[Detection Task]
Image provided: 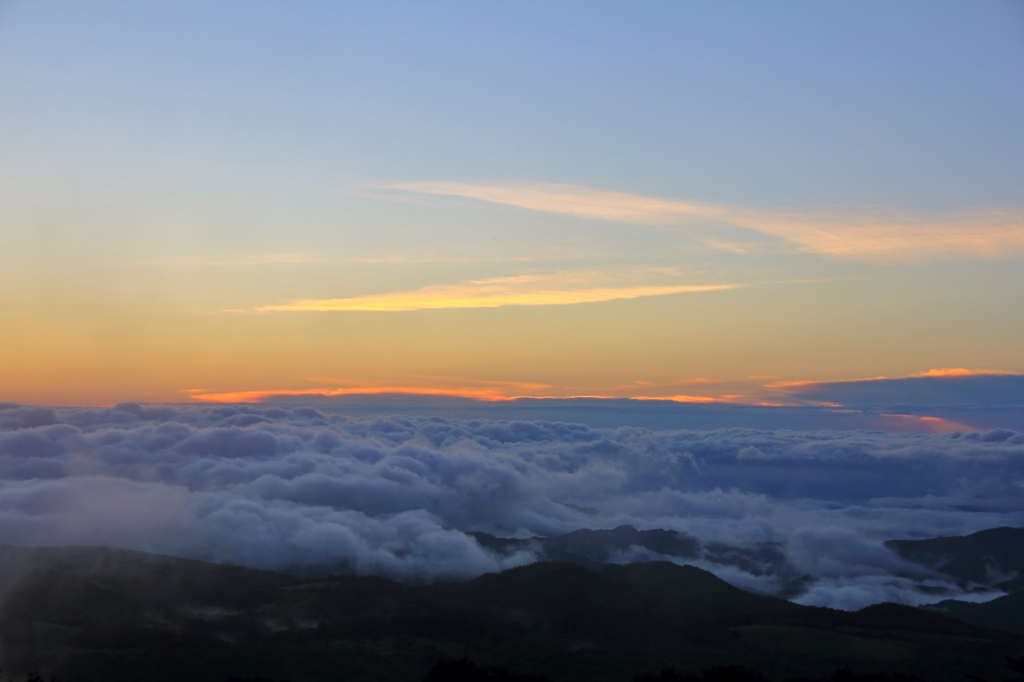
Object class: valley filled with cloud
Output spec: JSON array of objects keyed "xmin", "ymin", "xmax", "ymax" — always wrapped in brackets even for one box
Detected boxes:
[{"xmin": 2, "ymin": 402, "xmax": 1020, "ymax": 611}]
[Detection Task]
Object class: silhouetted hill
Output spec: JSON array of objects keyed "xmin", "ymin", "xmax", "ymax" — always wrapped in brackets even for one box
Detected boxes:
[
  {"xmin": 470, "ymin": 525, "xmax": 798, "ymax": 594},
  {"xmin": 546, "ymin": 526, "xmax": 701, "ymax": 564},
  {"xmin": 424, "ymin": 657, "xmax": 551, "ymax": 682},
  {"xmin": 474, "ymin": 524, "xmax": 1024, "ymax": 610},
  {"xmin": 926, "ymin": 591, "xmax": 1024, "ymax": 636},
  {"xmin": 0, "ymin": 544, "xmax": 1020, "ymax": 682},
  {"xmin": 469, "ymin": 525, "xmax": 701, "ymax": 568},
  {"xmin": 886, "ymin": 527, "xmax": 1024, "ymax": 593},
  {"xmin": 886, "ymin": 527, "xmax": 1024, "ymax": 636}
]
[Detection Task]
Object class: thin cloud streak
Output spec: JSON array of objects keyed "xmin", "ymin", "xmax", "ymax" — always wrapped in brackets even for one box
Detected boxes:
[
  {"xmin": 386, "ymin": 182, "xmax": 1024, "ymax": 261},
  {"xmin": 771, "ymin": 368, "xmax": 1019, "ymax": 389},
  {"xmin": 253, "ymin": 273, "xmax": 742, "ymax": 313},
  {"xmin": 164, "ymin": 253, "xmax": 539, "ymax": 267},
  {"xmin": 189, "ymin": 386, "xmax": 528, "ymax": 403},
  {"xmin": 387, "ymin": 182, "xmax": 712, "ymax": 223},
  {"xmin": 911, "ymin": 368, "xmax": 1015, "ymax": 378},
  {"xmin": 631, "ymin": 395, "xmax": 730, "ymax": 404}
]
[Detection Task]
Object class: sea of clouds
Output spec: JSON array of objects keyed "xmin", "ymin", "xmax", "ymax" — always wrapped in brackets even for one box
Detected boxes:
[{"xmin": 1, "ymin": 402, "xmax": 1022, "ymax": 610}]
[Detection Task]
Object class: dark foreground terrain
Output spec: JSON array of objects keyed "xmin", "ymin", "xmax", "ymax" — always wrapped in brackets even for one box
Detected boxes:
[{"xmin": 0, "ymin": 542, "xmax": 1022, "ymax": 682}]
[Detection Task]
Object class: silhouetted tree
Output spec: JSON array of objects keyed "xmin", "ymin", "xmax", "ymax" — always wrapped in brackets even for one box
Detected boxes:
[
  {"xmin": 703, "ymin": 667, "xmax": 768, "ymax": 682},
  {"xmin": 637, "ymin": 667, "xmax": 766, "ymax": 682},
  {"xmin": 635, "ymin": 668, "xmax": 700, "ymax": 682},
  {"xmin": 788, "ymin": 667, "xmax": 930, "ymax": 682}
]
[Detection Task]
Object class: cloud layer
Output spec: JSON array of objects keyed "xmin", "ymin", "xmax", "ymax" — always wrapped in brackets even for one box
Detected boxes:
[
  {"xmin": 0, "ymin": 402, "xmax": 1022, "ymax": 609},
  {"xmin": 387, "ymin": 182, "xmax": 1024, "ymax": 261}
]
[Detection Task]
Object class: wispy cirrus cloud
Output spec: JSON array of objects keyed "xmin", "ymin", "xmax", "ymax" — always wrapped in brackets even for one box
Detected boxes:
[
  {"xmin": 386, "ymin": 182, "xmax": 711, "ymax": 223},
  {"xmin": 252, "ymin": 271, "xmax": 742, "ymax": 313},
  {"xmin": 385, "ymin": 182, "xmax": 1024, "ymax": 261}
]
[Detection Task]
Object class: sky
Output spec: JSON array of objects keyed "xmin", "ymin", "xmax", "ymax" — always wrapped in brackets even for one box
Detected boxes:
[{"xmin": 1, "ymin": 1, "xmax": 1024, "ymax": 411}]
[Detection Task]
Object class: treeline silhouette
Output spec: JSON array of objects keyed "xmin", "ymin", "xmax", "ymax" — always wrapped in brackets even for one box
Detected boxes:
[
  {"xmin": 423, "ymin": 658, "xmax": 553, "ymax": 682},
  {"xmin": 636, "ymin": 665, "xmax": 929, "ymax": 682},
  {"xmin": 420, "ymin": 658, "xmax": 1024, "ymax": 682},
  {"xmin": 419, "ymin": 658, "xmax": 1024, "ymax": 682},
  {"xmin": 4, "ymin": 549, "xmax": 1021, "ymax": 682},
  {"xmin": 634, "ymin": 666, "xmax": 769, "ymax": 682},
  {"xmin": 6, "ymin": 657, "xmax": 1020, "ymax": 682}
]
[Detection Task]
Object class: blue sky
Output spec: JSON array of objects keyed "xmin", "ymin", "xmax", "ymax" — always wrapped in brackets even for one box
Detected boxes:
[{"xmin": 5, "ymin": 1, "xmax": 1022, "ymax": 206}]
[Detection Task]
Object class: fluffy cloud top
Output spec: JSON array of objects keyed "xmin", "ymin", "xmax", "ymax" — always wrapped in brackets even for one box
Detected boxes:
[{"xmin": 0, "ymin": 402, "xmax": 1021, "ymax": 609}]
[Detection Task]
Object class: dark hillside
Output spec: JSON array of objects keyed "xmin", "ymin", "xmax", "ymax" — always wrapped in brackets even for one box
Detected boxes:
[
  {"xmin": 0, "ymin": 545, "xmax": 1020, "ymax": 682},
  {"xmin": 926, "ymin": 591, "xmax": 1024, "ymax": 636},
  {"xmin": 886, "ymin": 527, "xmax": 1024, "ymax": 591}
]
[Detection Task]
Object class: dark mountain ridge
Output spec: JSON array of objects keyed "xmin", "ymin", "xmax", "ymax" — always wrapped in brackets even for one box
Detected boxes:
[
  {"xmin": 0, "ymin": 543, "xmax": 1020, "ymax": 682},
  {"xmin": 885, "ymin": 527, "xmax": 1024, "ymax": 636},
  {"xmin": 474, "ymin": 524, "xmax": 1024, "ymax": 605},
  {"xmin": 470, "ymin": 525, "xmax": 802, "ymax": 596},
  {"xmin": 886, "ymin": 527, "xmax": 1024, "ymax": 592}
]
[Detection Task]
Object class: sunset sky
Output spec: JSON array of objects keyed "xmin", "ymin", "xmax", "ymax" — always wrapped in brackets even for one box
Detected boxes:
[
  {"xmin": 2, "ymin": 1, "xmax": 1023, "ymax": 407},
  {"xmin": 1, "ymin": 2, "xmax": 1024, "ymax": 610}
]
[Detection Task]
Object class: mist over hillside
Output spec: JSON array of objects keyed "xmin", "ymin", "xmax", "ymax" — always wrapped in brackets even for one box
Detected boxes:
[{"xmin": 1, "ymin": 403, "xmax": 1021, "ymax": 610}]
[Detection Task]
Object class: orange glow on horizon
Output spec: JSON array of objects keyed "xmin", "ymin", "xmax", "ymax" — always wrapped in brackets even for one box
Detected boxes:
[
  {"xmin": 188, "ymin": 386, "xmax": 764, "ymax": 405},
  {"xmin": 189, "ymin": 386, "xmax": 526, "ymax": 403},
  {"xmin": 766, "ymin": 376, "xmax": 888, "ymax": 389},
  {"xmin": 911, "ymin": 368, "xmax": 1013, "ymax": 378},
  {"xmin": 629, "ymin": 394, "xmax": 734, "ymax": 404},
  {"xmin": 876, "ymin": 413, "xmax": 976, "ymax": 434}
]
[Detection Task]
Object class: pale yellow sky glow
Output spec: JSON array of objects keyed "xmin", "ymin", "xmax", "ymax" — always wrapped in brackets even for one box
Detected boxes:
[{"xmin": 387, "ymin": 182, "xmax": 1024, "ymax": 261}]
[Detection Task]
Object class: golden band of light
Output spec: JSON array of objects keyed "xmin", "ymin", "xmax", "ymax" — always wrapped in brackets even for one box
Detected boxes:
[{"xmin": 254, "ymin": 281, "xmax": 742, "ymax": 313}]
